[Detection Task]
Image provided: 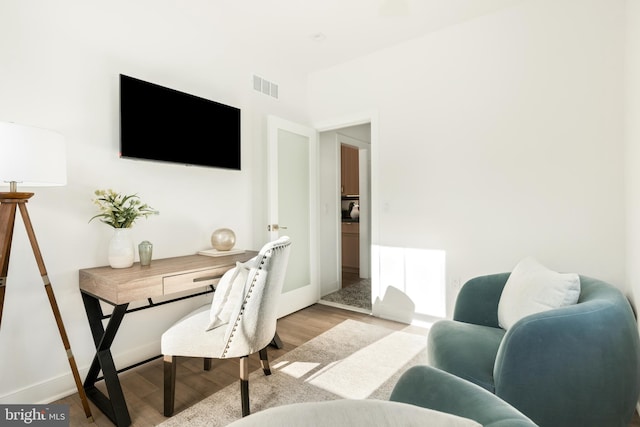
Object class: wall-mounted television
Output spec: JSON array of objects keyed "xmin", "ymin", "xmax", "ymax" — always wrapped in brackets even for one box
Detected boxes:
[{"xmin": 119, "ymin": 74, "xmax": 241, "ymax": 170}]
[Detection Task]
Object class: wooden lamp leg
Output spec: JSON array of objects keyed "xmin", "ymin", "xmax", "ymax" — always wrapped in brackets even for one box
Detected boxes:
[
  {"xmin": 0, "ymin": 195, "xmax": 93, "ymax": 421},
  {"xmin": 0, "ymin": 201, "xmax": 17, "ymax": 327}
]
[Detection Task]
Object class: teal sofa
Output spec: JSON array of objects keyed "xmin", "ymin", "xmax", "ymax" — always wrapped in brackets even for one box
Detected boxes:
[{"xmin": 427, "ymin": 273, "xmax": 640, "ymax": 427}]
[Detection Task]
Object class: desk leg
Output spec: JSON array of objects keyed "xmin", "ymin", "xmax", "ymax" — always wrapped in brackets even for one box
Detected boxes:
[{"xmin": 81, "ymin": 293, "xmax": 131, "ymax": 427}]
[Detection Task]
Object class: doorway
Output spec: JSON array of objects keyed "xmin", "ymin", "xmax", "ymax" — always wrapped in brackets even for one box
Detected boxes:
[{"xmin": 318, "ymin": 124, "xmax": 372, "ymax": 313}]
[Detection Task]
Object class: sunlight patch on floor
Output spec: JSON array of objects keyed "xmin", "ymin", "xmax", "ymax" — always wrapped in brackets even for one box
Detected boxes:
[
  {"xmin": 303, "ymin": 330, "xmax": 426, "ymax": 399},
  {"xmin": 273, "ymin": 360, "xmax": 321, "ymax": 378}
]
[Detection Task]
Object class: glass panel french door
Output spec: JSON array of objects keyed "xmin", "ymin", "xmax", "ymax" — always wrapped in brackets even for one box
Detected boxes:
[{"xmin": 267, "ymin": 116, "xmax": 318, "ymax": 317}]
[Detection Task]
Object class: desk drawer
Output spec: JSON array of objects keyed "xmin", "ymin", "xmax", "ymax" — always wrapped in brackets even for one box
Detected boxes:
[{"xmin": 163, "ymin": 266, "xmax": 230, "ymax": 295}]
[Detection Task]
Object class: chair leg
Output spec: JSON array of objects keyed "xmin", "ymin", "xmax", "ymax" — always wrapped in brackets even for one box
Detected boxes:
[
  {"xmin": 259, "ymin": 347, "xmax": 271, "ymax": 376},
  {"xmin": 204, "ymin": 357, "xmax": 212, "ymax": 371},
  {"xmin": 164, "ymin": 355, "xmax": 177, "ymax": 417},
  {"xmin": 270, "ymin": 332, "xmax": 283, "ymax": 349},
  {"xmin": 240, "ymin": 356, "xmax": 250, "ymax": 417}
]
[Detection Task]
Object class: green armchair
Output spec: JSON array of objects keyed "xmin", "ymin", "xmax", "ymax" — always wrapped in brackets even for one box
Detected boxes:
[
  {"xmin": 427, "ymin": 273, "xmax": 640, "ymax": 427},
  {"xmin": 390, "ymin": 365, "xmax": 538, "ymax": 426}
]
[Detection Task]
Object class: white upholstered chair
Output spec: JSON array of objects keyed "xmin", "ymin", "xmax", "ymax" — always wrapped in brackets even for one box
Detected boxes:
[{"xmin": 161, "ymin": 236, "xmax": 291, "ymax": 418}]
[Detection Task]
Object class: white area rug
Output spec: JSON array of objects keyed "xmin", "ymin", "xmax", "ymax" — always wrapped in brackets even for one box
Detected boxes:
[{"xmin": 159, "ymin": 319, "xmax": 429, "ymax": 427}]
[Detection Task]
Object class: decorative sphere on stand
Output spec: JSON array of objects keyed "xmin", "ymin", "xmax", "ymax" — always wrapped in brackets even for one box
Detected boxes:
[{"xmin": 211, "ymin": 228, "xmax": 236, "ymax": 251}]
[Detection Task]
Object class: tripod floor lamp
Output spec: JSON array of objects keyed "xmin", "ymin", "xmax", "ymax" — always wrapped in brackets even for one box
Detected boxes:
[{"xmin": 0, "ymin": 121, "xmax": 92, "ymax": 421}]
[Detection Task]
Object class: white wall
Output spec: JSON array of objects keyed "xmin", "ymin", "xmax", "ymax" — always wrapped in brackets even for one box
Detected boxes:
[
  {"xmin": 310, "ymin": 0, "xmax": 627, "ymax": 314},
  {"xmin": 626, "ymin": 0, "xmax": 640, "ymax": 312},
  {"xmin": 0, "ymin": 0, "xmax": 310, "ymax": 404},
  {"xmin": 318, "ymin": 131, "xmax": 341, "ymax": 295}
]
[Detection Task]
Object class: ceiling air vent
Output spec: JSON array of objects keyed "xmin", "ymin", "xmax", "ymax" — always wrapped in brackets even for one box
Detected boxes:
[{"xmin": 253, "ymin": 75, "xmax": 279, "ymax": 99}]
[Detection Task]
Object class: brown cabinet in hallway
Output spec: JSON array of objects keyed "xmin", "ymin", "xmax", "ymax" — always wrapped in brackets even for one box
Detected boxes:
[
  {"xmin": 342, "ymin": 221, "xmax": 359, "ymax": 274},
  {"xmin": 341, "ymin": 144, "xmax": 359, "ymax": 196}
]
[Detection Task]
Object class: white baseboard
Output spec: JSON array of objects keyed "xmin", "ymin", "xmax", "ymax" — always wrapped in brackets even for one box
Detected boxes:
[
  {"xmin": 0, "ymin": 372, "xmax": 79, "ymax": 405},
  {"xmin": 0, "ymin": 341, "xmax": 161, "ymax": 404},
  {"xmin": 317, "ymin": 299, "xmax": 371, "ymax": 315}
]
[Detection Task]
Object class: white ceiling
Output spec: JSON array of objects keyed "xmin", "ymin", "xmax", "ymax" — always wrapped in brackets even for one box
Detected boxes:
[{"xmin": 212, "ymin": 0, "xmax": 524, "ymax": 74}]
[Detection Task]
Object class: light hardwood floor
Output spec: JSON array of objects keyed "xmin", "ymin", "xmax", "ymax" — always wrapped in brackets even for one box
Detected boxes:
[{"xmin": 55, "ymin": 303, "xmax": 640, "ymax": 427}]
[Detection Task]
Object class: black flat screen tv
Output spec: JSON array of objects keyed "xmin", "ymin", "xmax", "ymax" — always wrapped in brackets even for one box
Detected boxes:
[{"xmin": 119, "ymin": 74, "xmax": 241, "ymax": 170}]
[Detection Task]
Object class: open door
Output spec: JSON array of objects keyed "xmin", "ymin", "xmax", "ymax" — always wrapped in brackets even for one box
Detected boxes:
[{"xmin": 267, "ymin": 115, "xmax": 319, "ymax": 318}]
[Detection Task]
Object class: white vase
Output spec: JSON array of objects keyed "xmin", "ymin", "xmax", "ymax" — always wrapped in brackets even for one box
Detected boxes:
[
  {"xmin": 108, "ymin": 228, "xmax": 135, "ymax": 268},
  {"xmin": 350, "ymin": 204, "xmax": 360, "ymax": 219}
]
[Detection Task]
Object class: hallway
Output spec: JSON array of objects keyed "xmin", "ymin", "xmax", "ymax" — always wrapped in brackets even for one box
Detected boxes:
[{"xmin": 320, "ymin": 272, "xmax": 371, "ymax": 313}]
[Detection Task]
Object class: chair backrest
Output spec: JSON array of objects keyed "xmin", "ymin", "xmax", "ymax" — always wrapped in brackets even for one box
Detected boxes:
[{"xmin": 220, "ymin": 236, "xmax": 291, "ymax": 358}]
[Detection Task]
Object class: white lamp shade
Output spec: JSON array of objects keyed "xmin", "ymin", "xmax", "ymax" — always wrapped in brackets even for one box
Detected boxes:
[{"xmin": 0, "ymin": 121, "xmax": 67, "ymax": 187}]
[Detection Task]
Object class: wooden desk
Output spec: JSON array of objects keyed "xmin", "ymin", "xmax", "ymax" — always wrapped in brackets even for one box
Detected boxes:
[{"xmin": 79, "ymin": 251, "xmax": 258, "ymax": 427}]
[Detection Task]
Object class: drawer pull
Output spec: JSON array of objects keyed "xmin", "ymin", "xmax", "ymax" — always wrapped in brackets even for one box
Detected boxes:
[
  {"xmin": 193, "ymin": 275, "xmax": 222, "ymax": 283},
  {"xmin": 163, "ymin": 267, "xmax": 230, "ymax": 294}
]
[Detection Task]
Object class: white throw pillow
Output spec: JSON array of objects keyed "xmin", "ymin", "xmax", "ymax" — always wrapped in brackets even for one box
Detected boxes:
[
  {"xmin": 497, "ymin": 257, "xmax": 580, "ymax": 330},
  {"xmin": 206, "ymin": 257, "xmax": 258, "ymax": 331},
  {"xmin": 206, "ymin": 267, "xmax": 240, "ymax": 331}
]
